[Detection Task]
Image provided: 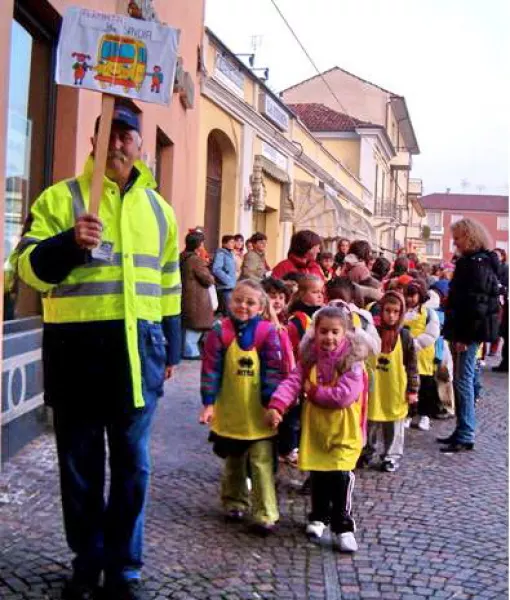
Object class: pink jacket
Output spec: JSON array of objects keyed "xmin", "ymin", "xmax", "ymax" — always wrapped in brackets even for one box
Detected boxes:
[{"xmin": 269, "ymin": 338, "xmax": 364, "ymax": 414}]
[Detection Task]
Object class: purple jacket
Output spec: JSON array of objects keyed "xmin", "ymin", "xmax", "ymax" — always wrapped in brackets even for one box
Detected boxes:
[{"xmin": 269, "ymin": 338, "xmax": 364, "ymax": 414}]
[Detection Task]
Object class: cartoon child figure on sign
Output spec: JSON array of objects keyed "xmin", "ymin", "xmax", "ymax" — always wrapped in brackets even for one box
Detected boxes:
[
  {"xmin": 72, "ymin": 52, "xmax": 92, "ymax": 85},
  {"xmin": 148, "ymin": 65, "xmax": 163, "ymax": 93},
  {"xmin": 127, "ymin": 1, "xmax": 143, "ymax": 19}
]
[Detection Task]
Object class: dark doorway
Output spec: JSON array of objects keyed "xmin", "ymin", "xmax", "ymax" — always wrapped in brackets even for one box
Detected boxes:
[{"xmin": 205, "ymin": 135, "xmax": 222, "ymax": 253}]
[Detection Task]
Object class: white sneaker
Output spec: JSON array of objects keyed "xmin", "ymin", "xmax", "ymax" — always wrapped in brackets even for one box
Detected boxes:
[
  {"xmin": 306, "ymin": 521, "xmax": 326, "ymax": 539},
  {"xmin": 337, "ymin": 531, "xmax": 358, "ymax": 552},
  {"xmin": 418, "ymin": 416, "xmax": 431, "ymax": 431},
  {"xmin": 404, "ymin": 417, "xmax": 411, "ymax": 429}
]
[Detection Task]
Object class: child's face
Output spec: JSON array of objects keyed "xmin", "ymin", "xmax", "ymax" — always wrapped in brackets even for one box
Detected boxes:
[
  {"xmin": 406, "ymin": 293, "xmax": 420, "ymax": 309},
  {"xmin": 382, "ymin": 302, "xmax": 401, "ymax": 327},
  {"xmin": 302, "ymin": 281, "xmax": 324, "ymax": 307},
  {"xmin": 230, "ymin": 286, "xmax": 264, "ymax": 321},
  {"xmin": 268, "ymin": 291, "xmax": 286, "ymax": 316},
  {"xmin": 321, "ymin": 257, "xmax": 334, "ymax": 271},
  {"xmin": 316, "ymin": 317, "xmax": 345, "ymax": 351}
]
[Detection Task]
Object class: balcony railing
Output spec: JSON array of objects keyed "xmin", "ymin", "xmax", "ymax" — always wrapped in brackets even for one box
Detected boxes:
[{"xmin": 375, "ymin": 202, "xmax": 397, "ymax": 219}]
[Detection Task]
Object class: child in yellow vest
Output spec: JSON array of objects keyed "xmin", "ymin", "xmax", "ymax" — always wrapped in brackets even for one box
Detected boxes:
[
  {"xmin": 199, "ymin": 280, "xmax": 284, "ymax": 534},
  {"xmin": 266, "ymin": 305, "xmax": 369, "ymax": 552},
  {"xmin": 403, "ymin": 280, "xmax": 440, "ymax": 431},
  {"xmin": 365, "ymin": 291, "xmax": 420, "ymax": 472},
  {"xmin": 280, "ymin": 275, "xmax": 325, "ymax": 466}
]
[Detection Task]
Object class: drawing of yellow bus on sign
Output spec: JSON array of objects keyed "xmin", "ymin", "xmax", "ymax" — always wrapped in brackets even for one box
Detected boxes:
[{"xmin": 95, "ymin": 34, "xmax": 147, "ymax": 93}]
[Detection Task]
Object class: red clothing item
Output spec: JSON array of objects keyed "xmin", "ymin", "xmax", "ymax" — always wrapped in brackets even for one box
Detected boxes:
[{"xmin": 272, "ymin": 253, "xmax": 324, "ymax": 280}]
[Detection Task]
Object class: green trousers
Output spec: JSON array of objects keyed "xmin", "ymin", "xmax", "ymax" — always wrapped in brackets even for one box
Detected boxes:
[{"xmin": 220, "ymin": 439, "xmax": 279, "ymax": 525}]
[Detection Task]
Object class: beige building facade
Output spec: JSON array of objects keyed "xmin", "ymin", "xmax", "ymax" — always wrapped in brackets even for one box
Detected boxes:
[
  {"xmin": 197, "ymin": 32, "xmax": 375, "ymax": 265},
  {"xmin": 281, "ymin": 67, "xmax": 422, "ymax": 256}
]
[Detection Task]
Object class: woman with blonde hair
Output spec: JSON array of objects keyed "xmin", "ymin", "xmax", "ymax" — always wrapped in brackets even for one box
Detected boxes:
[{"xmin": 440, "ymin": 218, "xmax": 500, "ymax": 453}]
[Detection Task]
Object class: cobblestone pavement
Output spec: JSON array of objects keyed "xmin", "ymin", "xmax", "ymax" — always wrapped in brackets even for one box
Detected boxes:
[{"xmin": 0, "ymin": 361, "xmax": 507, "ymax": 600}]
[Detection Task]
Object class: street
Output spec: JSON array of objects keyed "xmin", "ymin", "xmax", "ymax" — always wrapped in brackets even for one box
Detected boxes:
[{"xmin": 0, "ymin": 361, "xmax": 507, "ymax": 600}]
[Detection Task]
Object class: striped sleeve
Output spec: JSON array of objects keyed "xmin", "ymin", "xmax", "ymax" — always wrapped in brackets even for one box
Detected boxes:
[
  {"xmin": 160, "ymin": 202, "xmax": 181, "ymax": 317},
  {"xmin": 17, "ymin": 188, "xmax": 71, "ymax": 292}
]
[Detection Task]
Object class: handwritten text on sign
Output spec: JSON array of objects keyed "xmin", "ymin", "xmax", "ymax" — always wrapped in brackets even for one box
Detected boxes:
[{"xmin": 56, "ymin": 7, "xmax": 180, "ymax": 106}]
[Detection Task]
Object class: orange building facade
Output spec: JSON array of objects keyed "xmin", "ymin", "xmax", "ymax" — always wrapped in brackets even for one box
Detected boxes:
[{"xmin": 0, "ymin": 0, "xmax": 204, "ymax": 464}]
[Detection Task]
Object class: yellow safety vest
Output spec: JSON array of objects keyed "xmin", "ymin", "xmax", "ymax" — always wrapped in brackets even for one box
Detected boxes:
[
  {"xmin": 367, "ymin": 336, "xmax": 408, "ymax": 422},
  {"xmin": 299, "ymin": 365, "xmax": 363, "ymax": 472},
  {"xmin": 404, "ymin": 306, "xmax": 435, "ymax": 376},
  {"xmin": 17, "ymin": 157, "xmax": 181, "ymax": 408},
  {"xmin": 211, "ymin": 339, "xmax": 276, "ymax": 441}
]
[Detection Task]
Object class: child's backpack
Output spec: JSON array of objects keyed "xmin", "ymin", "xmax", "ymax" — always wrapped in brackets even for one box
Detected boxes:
[{"xmin": 219, "ymin": 318, "xmax": 293, "ymax": 374}]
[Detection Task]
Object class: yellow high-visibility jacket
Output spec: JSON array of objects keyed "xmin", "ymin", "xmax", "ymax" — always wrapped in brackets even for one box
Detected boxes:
[{"xmin": 17, "ymin": 157, "xmax": 181, "ymax": 407}]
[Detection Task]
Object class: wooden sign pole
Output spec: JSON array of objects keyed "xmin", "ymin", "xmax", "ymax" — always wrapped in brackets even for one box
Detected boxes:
[{"xmin": 89, "ymin": 94, "xmax": 115, "ymax": 216}]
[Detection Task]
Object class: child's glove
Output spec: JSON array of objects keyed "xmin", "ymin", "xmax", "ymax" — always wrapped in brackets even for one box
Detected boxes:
[
  {"xmin": 199, "ymin": 405, "xmax": 214, "ymax": 425},
  {"xmin": 265, "ymin": 408, "xmax": 283, "ymax": 429},
  {"xmin": 407, "ymin": 392, "xmax": 418, "ymax": 405}
]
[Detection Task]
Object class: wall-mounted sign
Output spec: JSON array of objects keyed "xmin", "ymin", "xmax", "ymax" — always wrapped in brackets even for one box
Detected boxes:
[
  {"xmin": 261, "ymin": 141, "xmax": 288, "ymax": 171},
  {"xmin": 214, "ymin": 52, "xmax": 244, "ymax": 97},
  {"xmin": 259, "ymin": 93, "xmax": 289, "ymax": 131},
  {"xmin": 56, "ymin": 7, "xmax": 180, "ymax": 106}
]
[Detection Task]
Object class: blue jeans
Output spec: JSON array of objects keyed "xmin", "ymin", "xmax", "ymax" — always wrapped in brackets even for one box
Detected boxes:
[
  {"xmin": 473, "ymin": 359, "xmax": 483, "ymax": 400},
  {"xmin": 183, "ymin": 329, "xmax": 202, "ymax": 358},
  {"xmin": 453, "ymin": 342, "xmax": 478, "ymax": 444},
  {"xmin": 53, "ymin": 392, "xmax": 158, "ymax": 584}
]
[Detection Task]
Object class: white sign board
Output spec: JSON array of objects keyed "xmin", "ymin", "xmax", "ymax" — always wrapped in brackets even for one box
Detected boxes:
[
  {"xmin": 261, "ymin": 141, "xmax": 288, "ymax": 171},
  {"xmin": 56, "ymin": 7, "xmax": 180, "ymax": 106},
  {"xmin": 260, "ymin": 93, "xmax": 289, "ymax": 132},
  {"xmin": 214, "ymin": 53, "xmax": 244, "ymax": 97}
]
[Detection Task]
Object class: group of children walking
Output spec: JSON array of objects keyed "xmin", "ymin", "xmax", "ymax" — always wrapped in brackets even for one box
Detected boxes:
[{"xmin": 198, "ymin": 272, "xmax": 453, "ymax": 552}]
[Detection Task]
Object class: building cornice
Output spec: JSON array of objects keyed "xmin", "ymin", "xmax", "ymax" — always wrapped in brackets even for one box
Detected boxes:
[
  {"xmin": 356, "ymin": 127, "xmax": 396, "ymax": 162},
  {"xmin": 202, "ymin": 76, "xmax": 372, "ymax": 211}
]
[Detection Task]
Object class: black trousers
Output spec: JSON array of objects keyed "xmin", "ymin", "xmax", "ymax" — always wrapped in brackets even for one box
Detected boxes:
[
  {"xmin": 309, "ymin": 471, "xmax": 356, "ymax": 534},
  {"xmin": 277, "ymin": 404, "xmax": 301, "ymax": 456},
  {"xmin": 417, "ymin": 374, "xmax": 443, "ymax": 417}
]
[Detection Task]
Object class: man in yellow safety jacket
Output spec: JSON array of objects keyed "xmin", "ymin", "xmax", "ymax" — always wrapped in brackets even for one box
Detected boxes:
[{"xmin": 16, "ymin": 103, "xmax": 181, "ymax": 600}]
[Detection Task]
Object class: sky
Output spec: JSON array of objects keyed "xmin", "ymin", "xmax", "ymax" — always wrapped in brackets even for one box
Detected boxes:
[{"xmin": 206, "ymin": 0, "xmax": 509, "ymax": 196}]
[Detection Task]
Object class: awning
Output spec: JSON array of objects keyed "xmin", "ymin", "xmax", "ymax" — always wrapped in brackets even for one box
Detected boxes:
[
  {"xmin": 290, "ymin": 181, "xmax": 351, "ymax": 239},
  {"xmin": 349, "ymin": 211, "xmax": 376, "ymax": 246}
]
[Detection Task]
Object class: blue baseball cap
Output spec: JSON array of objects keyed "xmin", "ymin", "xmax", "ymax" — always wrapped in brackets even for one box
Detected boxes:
[{"xmin": 95, "ymin": 103, "xmax": 140, "ymax": 133}]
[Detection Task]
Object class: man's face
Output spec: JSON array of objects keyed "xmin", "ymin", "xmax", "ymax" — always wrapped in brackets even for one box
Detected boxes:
[{"xmin": 93, "ymin": 124, "xmax": 141, "ymax": 183}]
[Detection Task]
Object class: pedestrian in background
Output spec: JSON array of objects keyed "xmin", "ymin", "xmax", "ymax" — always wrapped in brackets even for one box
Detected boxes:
[
  {"xmin": 364, "ymin": 292, "xmax": 419, "ymax": 472},
  {"xmin": 212, "ymin": 235, "xmax": 237, "ymax": 314},
  {"xmin": 200, "ymin": 280, "xmax": 283, "ymax": 533},
  {"xmin": 272, "ymin": 229, "xmax": 324, "ymax": 281},
  {"xmin": 16, "ymin": 104, "xmax": 181, "ymax": 600},
  {"xmin": 334, "ymin": 237, "xmax": 350, "ymax": 269},
  {"xmin": 267, "ymin": 305, "xmax": 369, "ymax": 552},
  {"xmin": 441, "ymin": 218, "xmax": 500, "ymax": 452},
  {"xmin": 233, "ymin": 233, "xmax": 245, "ymax": 279},
  {"xmin": 180, "ymin": 232, "xmax": 215, "ymax": 359},
  {"xmin": 318, "ymin": 252, "xmax": 335, "ymax": 281},
  {"xmin": 240, "ymin": 232, "xmax": 270, "ymax": 281}
]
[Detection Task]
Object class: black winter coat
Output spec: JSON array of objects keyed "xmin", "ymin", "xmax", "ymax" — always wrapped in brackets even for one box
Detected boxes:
[{"xmin": 444, "ymin": 250, "xmax": 500, "ymax": 344}]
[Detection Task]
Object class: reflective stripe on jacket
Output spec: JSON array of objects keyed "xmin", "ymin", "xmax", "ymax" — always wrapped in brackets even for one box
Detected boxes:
[{"xmin": 17, "ymin": 158, "xmax": 181, "ymax": 407}]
